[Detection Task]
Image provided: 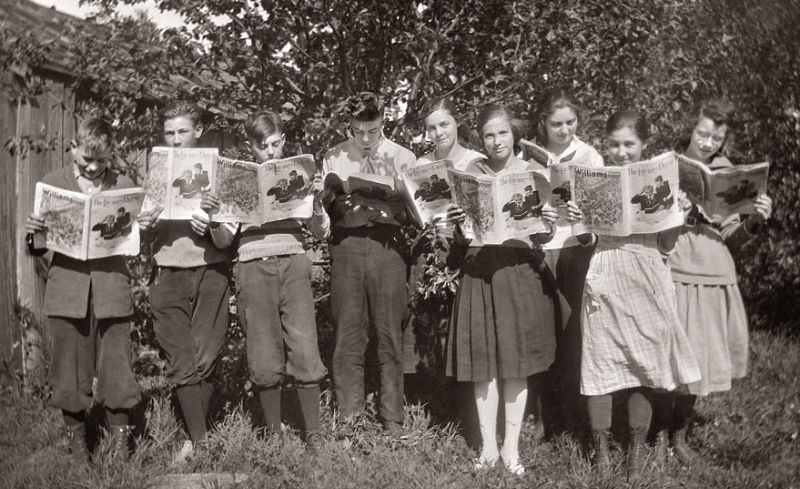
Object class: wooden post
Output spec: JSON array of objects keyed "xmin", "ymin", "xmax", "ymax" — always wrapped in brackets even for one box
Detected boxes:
[{"xmin": 0, "ymin": 87, "xmax": 20, "ymax": 376}]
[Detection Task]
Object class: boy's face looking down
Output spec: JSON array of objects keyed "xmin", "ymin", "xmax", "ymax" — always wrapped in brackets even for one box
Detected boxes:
[
  {"xmin": 349, "ymin": 117, "xmax": 383, "ymax": 154},
  {"xmin": 250, "ymin": 132, "xmax": 285, "ymax": 163},
  {"xmin": 163, "ymin": 116, "xmax": 202, "ymax": 148},
  {"xmin": 73, "ymin": 143, "xmax": 112, "ymax": 181}
]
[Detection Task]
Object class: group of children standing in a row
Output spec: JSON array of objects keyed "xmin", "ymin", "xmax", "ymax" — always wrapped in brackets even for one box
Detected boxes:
[{"xmin": 25, "ymin": 89, "xmax": 772, "ymax": 481}]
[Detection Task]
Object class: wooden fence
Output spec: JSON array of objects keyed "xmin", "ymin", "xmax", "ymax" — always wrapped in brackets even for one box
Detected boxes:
[{"xmin": 0, "ymin": 72, "xmax": 76, "ymax": 382}]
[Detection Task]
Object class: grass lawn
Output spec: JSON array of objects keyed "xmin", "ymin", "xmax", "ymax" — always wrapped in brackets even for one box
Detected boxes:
[{"xmin": 1, "ymin": 329, "xmax": 798, "ymax": 489}]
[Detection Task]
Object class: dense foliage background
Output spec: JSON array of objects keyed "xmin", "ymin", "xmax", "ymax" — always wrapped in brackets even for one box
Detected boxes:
[{"xmin": 2, "ymin": 0, "xmax": 799, "ymax": 394}]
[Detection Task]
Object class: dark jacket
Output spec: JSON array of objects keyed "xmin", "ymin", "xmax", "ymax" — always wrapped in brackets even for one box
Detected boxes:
[{"xmin": 39, "ymin": 166, "xmax": 135, "ymax": 319}]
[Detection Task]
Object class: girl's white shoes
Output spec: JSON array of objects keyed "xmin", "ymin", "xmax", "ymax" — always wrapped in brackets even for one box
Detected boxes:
[
  {"xmin": 503, "ymin": 456, "xmax": 525, "ymax": 476},
  {"xmin": 501, "ymin": 448, "xmax": 525, "ymax": 475},
  {"xmin": 474, "ymin": 450, "xmax": 525, "ymax": 475},
  {"xmin": 473, "ymin": 451, "xmax": 499, "ymax": 470}
]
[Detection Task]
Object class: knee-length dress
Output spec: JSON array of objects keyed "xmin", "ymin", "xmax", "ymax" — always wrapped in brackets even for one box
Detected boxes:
[
  {"xmin": 668, "ymin": 156, "xmax": 753, "ymax": 395},
  {"xmin": 445, "ymin": 156, "xmax": 559, "ymax": 382},
  {"xmin": 580, "ymin": 234, "xmax": 700, "ymax": 396}
]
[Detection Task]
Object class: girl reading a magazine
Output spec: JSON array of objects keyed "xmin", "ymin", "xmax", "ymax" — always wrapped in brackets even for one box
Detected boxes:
[
  {"xmin": 530, "ymin": 88, "xmax": 605, "ymax": 430},
  {"xmin": 653, "ymin": 100, "xmax": 773, "ymax": 465},
  {"xmin": 444, "ymin": 104, "xmax": 560, "ymax": 475},
  {"xmin": 531, "ymin": 88, "xmax": 604, "ymax": 168},
  {"xmin": 417, "ymin": 97, "xmax": 486, "ymax": 170},
  {"xmin": 565, "ymin": 110, "xmax": 700, "ymax": 481}
]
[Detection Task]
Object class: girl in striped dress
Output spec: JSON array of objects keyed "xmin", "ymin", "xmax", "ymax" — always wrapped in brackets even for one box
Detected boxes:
[
  {"xmin": 566, "ymin": 110, "xmax": 700, "ymax": 481},
  {"xmin": 655, "ymin": 100, "xmax": 772, "ymax": 465},
  {"xmin": 445, "ymin": 104, "xmax": 560, "ymax": 475}
]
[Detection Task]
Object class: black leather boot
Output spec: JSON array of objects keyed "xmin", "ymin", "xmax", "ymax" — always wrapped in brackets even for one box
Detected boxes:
[
  {"xmin": 627, "ymin": 427, "xmax": 647, "ymax": 483},
  {"xmin": 592, "ymin": 429, "xmax": 611, "ymax": 477},
  {"xmin": 654, "ymin": 429, "xmax": 669, "ymax": 469},
  {"xmin": 65, "ymin": 423, "xmax": 90, "ymax": 462},
  {"xmin": 108, "ymin": 424, "xmax": 134, "ymax": 460},
  {"xmin": 671, "ymin": 427, "xmax": 696, "ymax": 466}
]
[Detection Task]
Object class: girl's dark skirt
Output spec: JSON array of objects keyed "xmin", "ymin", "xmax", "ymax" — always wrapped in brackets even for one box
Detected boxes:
[{"xmin": 446, "ymin": 246, "xmax": 558, "ymax": 382}]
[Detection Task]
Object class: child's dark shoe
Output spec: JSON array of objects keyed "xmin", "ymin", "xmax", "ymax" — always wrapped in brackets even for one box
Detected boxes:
[{"xmin": 65, "ymin": 424, "xmax": 90, "ymax": 462}]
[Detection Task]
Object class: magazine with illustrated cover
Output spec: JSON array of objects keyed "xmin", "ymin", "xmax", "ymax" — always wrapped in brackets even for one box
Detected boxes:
[
  {"xmin": 322, "ymin": 170, "xmax": 422, "ymax": 227},
  {"xmin": 447, "ymin": 168, "xmax": 551, "ymax": 245},
  {"xmin": 144, "ymin": 147, "xmax": 218, "ymax": 220},
  {"xmin": 677, "ymin": 154, "xmax": 769, "ymax": 220},
  {"xmin": 536, "ymin": 164, "xmax": 573, "ymax": 249},
  {"xmin": 34, "ymin": 182, "xmax": 145, "ymax": 260},
  {"xmin": 401, "ymin": 159, "xmax": 454, "ymax": 225},
  {"xmin": 571, "ymin": 152, "xmax": 683, "ymax": 236},
  {"xmin": 211, "ymin": 154, "xmax": 316, "ymax": 223}
]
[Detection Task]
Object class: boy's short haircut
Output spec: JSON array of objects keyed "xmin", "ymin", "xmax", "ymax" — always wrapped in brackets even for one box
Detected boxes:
[
  {"xmin": 162, "ymin": 101, "xmax": 203, "ymax": 127},
  {"xmin": 245, "ymin": 111, "xmax": 283, "ymax": 141},
  {"xmin": 345, "ymin": 92, "xmax": 384, "ymax": 122},
  {"xmin": 76, "ymin": 117, "xmax": 114, "ymax": 153}
]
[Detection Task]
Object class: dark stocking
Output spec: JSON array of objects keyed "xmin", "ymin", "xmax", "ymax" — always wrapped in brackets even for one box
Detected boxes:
[
  {"xmin": 176, "ymin": 383, "xmax": 207, "ymax": 442},
  {"xmin": 259, "ymin": 386, "xmax": 282, "ymax": 434},
  {"xmin": 297, "ymin": 384, "xmax": 321, "ymax": 434}
]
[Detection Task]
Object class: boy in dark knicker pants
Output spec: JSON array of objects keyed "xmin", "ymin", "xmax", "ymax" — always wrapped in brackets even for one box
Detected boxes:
[
  {"xmin": 200, "ymin": 110, "xmax": 328, "ymax": 442},
  {"xmin": 138, "ymin": 102, "xmax": 233, "ymax": 462},
  {"xmin": 25, "ymin": 118, "xmax": 142, "ymax": 460}
]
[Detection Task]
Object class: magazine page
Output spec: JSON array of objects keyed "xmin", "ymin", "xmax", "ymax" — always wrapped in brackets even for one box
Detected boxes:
[
  {"xmin": 677, "ymin": 154, "xmax": 708, "ymax": 205},
  {"xmin": 537, "ymin": 164, "xmax": 576, "ymax": 249},
  {"xmin": 447, "ymin": 169, "xmax": 495, "ymax": 244},
  {"xmin": 259, "ymin": 154, "xmax": 316, "ymax": 223},
  {"xmin": 212, "ymin": 156, "xmax": 261, "ymax": 222},
  {"xmin": 402, "ymin": 159, "xmax": 454, "ymax": 225},
  {"xmin": 143, "ymin": 147, "xmax": 171, "ymax": 214},
  {"xmin": 571, "ymin": 165, "xmax": 628, "ymax": 236},
  {"xmin": 166, "ymin": 147, "xmax": 218, "ymax": 220},
  {"xmin": 494, "ymin": 170, "xmax": 551, "ymax": 243},
  {"xmin": 627, "ymin": 152, "xmax": 683, "ymax": 234},
  {"xmin": 704, "ymin": 162, "xmax": 769, "ymax": 219},
  {"xmin": 87, "ymin": 188, "xmax": 145, "ymax": 259},
  {"xmin": 33, "ymin": 182, "xmax": 90, "ymax": 260},
  {"xmin": 519, "ymin": 138, "xmax": 552, "ymax": 167}
]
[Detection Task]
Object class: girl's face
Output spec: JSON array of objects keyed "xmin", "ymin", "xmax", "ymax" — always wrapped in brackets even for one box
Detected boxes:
[
  {"xmin": 250, "ymin": 132, "xmax": 285, "ymax": 163},
  {"xmin": 425, "ymin": 109, "xmax": 458, "ymax": 154},
  {"xmin": 482, "ymin": 116, "xmax": 515, "ymax": 164},
  {"xmin": 544, "ymin": 106, "xmax": 578, "ymax": 148},
  {"xmin": 686, "ymin": 116, "xmax": 728, "ymax": 163},
  {"xmin": 606, "ymin": 126, "xmax": 645, "ymax": 166}
]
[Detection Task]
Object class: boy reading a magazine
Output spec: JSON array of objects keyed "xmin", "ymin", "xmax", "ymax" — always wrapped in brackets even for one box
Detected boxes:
[
  {"xmin": 137, "ymin": 102, "xmax": 233, "ymax": 463},
  {"xmin": 321, "ymin": 91, "xmax": 416, "ymax": 433},
  {"xmin": 25, "ymin": 117, "xmax": 142, "ymax": 461},
  {"xmin": 199, "ymin": 110, "xmax": 328, "ymax": 443}
]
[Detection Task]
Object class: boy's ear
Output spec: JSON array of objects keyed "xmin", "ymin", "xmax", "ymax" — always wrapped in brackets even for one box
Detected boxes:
[
  {"xmin": 193, "ymin": 124, "xmax": 204, "ymax": 139},
  {"xmin": 68, "ymin": 139, "xmax": 78, "ymax": 151}
]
